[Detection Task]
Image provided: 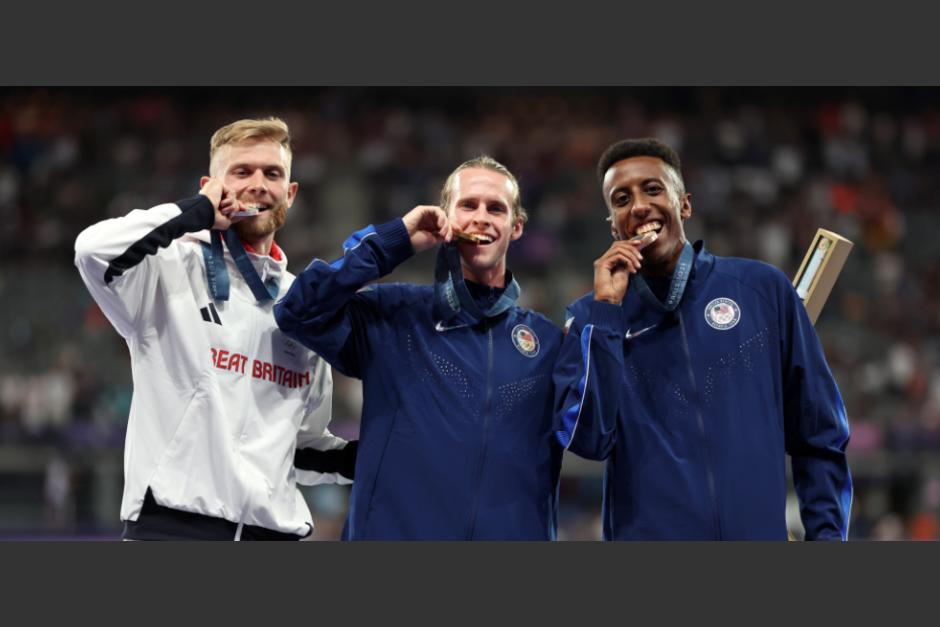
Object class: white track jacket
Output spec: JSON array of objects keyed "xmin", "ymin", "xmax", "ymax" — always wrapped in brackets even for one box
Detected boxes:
[{"xmin": 74, "ymin": 195, "xmax": 347, "ymax": 537}]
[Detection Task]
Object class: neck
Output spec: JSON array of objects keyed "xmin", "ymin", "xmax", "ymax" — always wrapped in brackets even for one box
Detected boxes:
[
  {"xmin": 641, "ymin": 262, "xmax": 674, "ymax": 278},
  {"xmin": 642, "ymin": 239, "xmax": 687, "ymax": 277},
  {"xmin": 242, "ymin": 234, "xmax": 275, "ymax": 257},
  {"xmin": 461, "ymin": 261, "xmax": 506, "ymax": 288}
]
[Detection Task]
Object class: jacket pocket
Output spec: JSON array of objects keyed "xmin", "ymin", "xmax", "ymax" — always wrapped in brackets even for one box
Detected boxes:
[
  {"xmin": 361, "ymin": 408, "xmax": 403, "ymax": 535},
  {"xmin": 147, "ymin": 373, "xmax": 216, "ymax": 495}
]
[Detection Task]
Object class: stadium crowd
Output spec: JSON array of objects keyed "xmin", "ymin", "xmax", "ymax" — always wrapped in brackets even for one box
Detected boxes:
[{"xmin": 1, "ymin": 87, "xmax": 938, "ymax": 539}]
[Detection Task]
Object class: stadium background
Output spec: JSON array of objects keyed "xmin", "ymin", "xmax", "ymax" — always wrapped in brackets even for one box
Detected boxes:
[{"xmin": 0, "ymin": 86, "xmax": 937, "ymax": 540}]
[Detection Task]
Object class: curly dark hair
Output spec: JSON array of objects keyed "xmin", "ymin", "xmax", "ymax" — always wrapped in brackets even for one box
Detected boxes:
[{"xmin": 596, "ymin": 138, "xmax": 682, "ymax": 185}]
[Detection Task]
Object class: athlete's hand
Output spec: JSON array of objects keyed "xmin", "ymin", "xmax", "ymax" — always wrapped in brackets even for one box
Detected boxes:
[
  {"xmin": 200, "ymin": 178, "xmax": 246, "ymax": 230},
  {"xmin": 402, "ymin": 205, "xmax": 453, "ymax": 253},
  {"xmin": 593, "ymin": 240, "xmax": 645, "ymax": 304}
]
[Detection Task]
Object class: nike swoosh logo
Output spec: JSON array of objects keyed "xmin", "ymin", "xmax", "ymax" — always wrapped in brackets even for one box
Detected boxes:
[
  {"xmin": 625, "ymin": 324, "xmax": 656, "ymax": 340},
  {"xmin": 435, "ymin": 321, "xmax": 470, "ymax": 332}
]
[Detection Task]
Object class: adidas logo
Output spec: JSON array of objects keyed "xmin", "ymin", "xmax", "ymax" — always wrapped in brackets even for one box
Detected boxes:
[{"xmin": 200, "ymin": 302, "xmax": 223, "ymax": 326}]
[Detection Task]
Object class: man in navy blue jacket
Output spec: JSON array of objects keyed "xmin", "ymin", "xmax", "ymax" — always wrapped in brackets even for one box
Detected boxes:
[
  {"xmin": 554, "ymin": 138, "xmax": 852, "ymax": 540},
  {"xmin": 275, "ymin": 157, "xmax": 563, "ymax": 540}
]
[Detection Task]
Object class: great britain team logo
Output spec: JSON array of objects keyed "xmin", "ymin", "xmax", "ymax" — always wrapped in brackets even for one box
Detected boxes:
[
  {"xmin": 704, "ymin": 297, "xmax": 741, "ymax": 330},
  {"xmin": 511, "ymin": 324, "xmax": 540, "ymax": 358}
]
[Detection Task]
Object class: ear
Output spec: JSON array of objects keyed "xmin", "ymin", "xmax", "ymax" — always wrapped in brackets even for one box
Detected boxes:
[
  {"xmin": 285, "ymin": 181, "xmax": 299, "ymax": 209},
  {"xmin": 199, "ymin": 175, "xmax": 211, "ymax": 188},
  {"xmin": 679, "ymin": 192, "xmax": 692, "ymax": 221},
  {"xmin": 510, "ymin": 217, "xmax": 524, "ymax": 241},
  {"xmin": 609, "ymin": 213, "xmax": 621, "ymax": 240}
]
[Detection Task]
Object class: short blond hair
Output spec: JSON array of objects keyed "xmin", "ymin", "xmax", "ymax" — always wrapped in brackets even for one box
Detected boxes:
[
  {"xmin": 439, "ymin": 156, "xmax": 527, "ymax": 225},
  {"xmin": 209, "ymin": 117, "xmax": 292, "ymax": 175}
]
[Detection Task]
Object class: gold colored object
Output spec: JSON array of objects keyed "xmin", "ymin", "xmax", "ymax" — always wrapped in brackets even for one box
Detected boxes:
[
  {"xmin": 792, "ymin": 228, "xmax": 853, "ymax": 324},
  {"xmin": 629, "ymin": 230, "xmax": 658, "ymax": 249},
  {"xmin": 453, "ymin": 230, "xmax": 491, "ymax": 244}
]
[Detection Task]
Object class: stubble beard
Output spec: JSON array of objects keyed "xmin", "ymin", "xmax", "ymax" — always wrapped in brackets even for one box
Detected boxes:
[{"xmin": 232, "ymin": 202, "xmax": 287, "ymax": 241}]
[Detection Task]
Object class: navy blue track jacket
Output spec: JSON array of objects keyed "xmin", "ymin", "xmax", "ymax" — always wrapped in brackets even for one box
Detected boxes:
[
  {"xmin": 554, "ymin": 241, "xmax": 852, "ymax": 540},
  {"xmin": 275, "ymin": 219, "xmax": 564, "ymax": 539}
]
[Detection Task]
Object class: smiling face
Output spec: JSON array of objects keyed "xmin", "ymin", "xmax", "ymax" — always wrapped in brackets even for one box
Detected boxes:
[
  {"xmin": 602, "ymin": 155, "xmax": 692, "ymax": 276},
  {"xmin": 447, "ymin": 167, "xmax": 523, "ymax": 288},
  {"xmin": 209, "ymin": 139, "xmax": 298, "ymax": 243}
]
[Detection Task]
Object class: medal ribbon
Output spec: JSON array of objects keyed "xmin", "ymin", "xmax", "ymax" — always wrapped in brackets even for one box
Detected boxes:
[
  {"xmin": 201, "ymin": 229, "xmax": 279, "ymax": 303},
  {"xmin": 631, "ymin": 241, "xmax": 694, "ymax": 312}
]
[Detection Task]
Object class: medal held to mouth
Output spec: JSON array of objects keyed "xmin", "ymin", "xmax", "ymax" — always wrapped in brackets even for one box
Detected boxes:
[
  {"xmin": 629, "ymin": 230, "xmax": 658, "ymax": 249},
  {"xmin": 232, "ymin": 203, "xmax": 269, "ymax": 218},
  {"xmin": 453, "ymin": 230, "xmax": 493, "ymax": 245}
]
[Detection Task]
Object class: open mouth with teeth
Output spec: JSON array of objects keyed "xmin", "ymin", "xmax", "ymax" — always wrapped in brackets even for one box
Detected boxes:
[
  {"xmin": 628, "ymin": 221, "xmax": 662, "ymax": 247},
  {"xmin": 633, "ymin": 221, "xmax": 662, "ymax": 237},
  {"xmin": 232, "ymin": 202, "xmax": 271, "ymax": 217},
  {"xmin": 630, "ymin": 220, "xmax": 663, "ymax": 242},
  {"xmin": 454, "ymin": 231, "xmax": 494, "ymax": 245}
]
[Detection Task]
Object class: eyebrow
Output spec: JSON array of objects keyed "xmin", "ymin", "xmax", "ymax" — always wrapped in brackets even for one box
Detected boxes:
[
  {"xmin": 609, "ymin": 177, "xmax": 665, "ymax": 198},
  {"xmin": 229, "ymin": 162, "xmax": 285, "ymax": 173}
]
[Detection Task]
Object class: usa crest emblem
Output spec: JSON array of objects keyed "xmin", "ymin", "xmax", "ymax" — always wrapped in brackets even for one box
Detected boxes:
[
  {"xmin": 704, "ymin": 297, "xmax": 741, "ymax": 330},
  {"xmin": 511, "ymin": 324, "xmax": 540, "ymax": 358}
]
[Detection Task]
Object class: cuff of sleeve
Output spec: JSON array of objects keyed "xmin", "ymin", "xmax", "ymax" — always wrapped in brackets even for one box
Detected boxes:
[
  {"xmin": 589, "ymin": 300, "xmax": 626, "ymax": 334},
  {"xmin": 374, "ymin": 218, "xmax": 415, "ymax": 268},
  {"xmin": 174, "ymin": 195, "xmax": 216, "ymax": 231}
]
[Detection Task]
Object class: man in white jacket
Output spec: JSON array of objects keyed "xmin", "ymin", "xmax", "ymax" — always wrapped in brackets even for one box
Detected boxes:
[{"xmin": 75, "ymin": 117, "xmax": 353, "ymax": 540}]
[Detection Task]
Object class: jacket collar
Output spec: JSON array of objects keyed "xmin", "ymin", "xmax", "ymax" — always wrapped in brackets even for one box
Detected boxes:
[
  {"xmin": 621, "ymin": 239, "xmax": 716, "ymax": 329},
  {"xmin": 243, "ymin": 239, "xmax": 284, "ymax": 262},
  {"xmin": 188, "ymin": 230, "xmax": 288, "ymax": 273},
  {"xmin": 684, "ymin": 239, "xmax": 715, "ymax": 301},
  {"xmin": 433, "ymin": 243, "xmax": 520, "ymax": 327}
]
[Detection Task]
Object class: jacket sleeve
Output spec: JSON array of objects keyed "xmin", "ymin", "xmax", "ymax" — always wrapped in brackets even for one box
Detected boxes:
[
  {"xmin": 293, "ymin": 352, "xmax": 353, "ymax": 486},
  {"xmin": 273, "ymin": 219, "xmax": 414, "ymax": 379},
  {"xmin": 779, "ymin": 279, "xmax": 853, "ymax": 541},
  {"xmin": 73, "ymin": 195, "xmax": 215, "ymax": 339},
  {"xmin": 552, "ymin": 299, "xmax": 626, "ymax": 461},
  {"xmin": 294, "ymin": 440, "xmax": 358, "ymax": 486}
]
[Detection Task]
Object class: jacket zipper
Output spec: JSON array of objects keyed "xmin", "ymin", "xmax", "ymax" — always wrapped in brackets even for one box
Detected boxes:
[
  {"xmin": 466, "ymin": 320, "xmax": 494, "ymax": 539},
  {"xmin": 232, "ymin": 256, "xmax": 261, "ymax": 536},
  {"xmin": 678, "ymin": 311, "xmax": 723, "ymax": 540}
]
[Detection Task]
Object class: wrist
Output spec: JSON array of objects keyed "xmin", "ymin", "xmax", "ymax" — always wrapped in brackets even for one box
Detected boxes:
[
  {"xmin": 176, "ymin": 195, "xmax": 216, "ymax": 230},
  {"xmin": 593, "ymin": 291, "xmax": 622, "ymax": 305}
]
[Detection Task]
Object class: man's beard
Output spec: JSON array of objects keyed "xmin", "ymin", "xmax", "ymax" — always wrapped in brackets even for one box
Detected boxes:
[{"xmin": 232, "ymin": 202, "xmax": 287, "ymax": 241}]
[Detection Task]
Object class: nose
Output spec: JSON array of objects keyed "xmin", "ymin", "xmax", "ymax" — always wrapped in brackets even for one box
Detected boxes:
[
  {"xmin": 630, "ymin": 193, "xmax": 652, "ymax": 219},
  {"xmin": 246, "ymin": 169, "xmax": 268, "ymax": 195},
  {"xmin": 468, "ymin": 203, "xmax": 492, "ymax": 226}
]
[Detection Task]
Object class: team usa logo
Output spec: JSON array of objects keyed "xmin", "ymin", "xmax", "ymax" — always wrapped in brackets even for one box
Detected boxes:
[
  {"xmin": 704, "ymin": 297, "xmax": 741, "ymax": 330},
  {"xmin": 511, "ymin": 324, "xmax": 540, "ymax": 358}
]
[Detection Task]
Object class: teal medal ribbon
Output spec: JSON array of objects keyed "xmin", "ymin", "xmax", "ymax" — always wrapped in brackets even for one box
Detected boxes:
[
  {"xmin": 631, "ymin": 241, "xmax": 694, "ymax": 312},
  {"xmin": 201, "ymin": 229, "xmax": 279, "ymax": 303}
]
